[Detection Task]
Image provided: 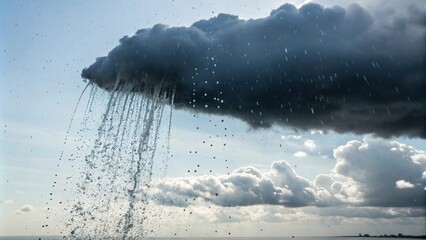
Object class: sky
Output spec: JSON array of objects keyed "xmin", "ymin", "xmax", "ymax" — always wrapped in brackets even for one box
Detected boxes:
[{"xmin": 0, "ymin": 0, "xmax": 425, "ymax": 237}]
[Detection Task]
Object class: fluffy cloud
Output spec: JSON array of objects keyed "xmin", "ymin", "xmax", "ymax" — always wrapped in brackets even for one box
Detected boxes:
[
  {"xmin": 395, "ymin": 180, "xmax": 415, "ymax": 189},
  {"xmin": 294, "ymin": 151, "xmax": 307, "ymax": 158},
  {"xmin": 1, "ymin": 199, "xmax": 14, "ymax": 205},
  {"xmin": 334, "ymin": 136, "xmax": 426, "ymax": 207},
  {"xmin": 280, "ymin": 134, "xmax": 319, "ymax": 154},
  {"xmin": 153, "ymin": 160, "xmax": 340, "ymax": 208},
  {"xmin": 314, "ymin": 174, "xmax": 334, "ymax": 190},
  {"xmin": 82, "ymin": 3, "xmax": 426, "ymax": 138},
  {"xmin": 14, "ymin": 204, "xmax": 35, "ymax": 215},
  {"xmin": 20, "ymin": 204, "xmax": 34, "ymax": 212},
  {"xmin": 304, "ymin": 140, "xmax": 317, "ymax": 151},
  {"xmin": 153, "ymin": 137, "xmax": 425, "ymax": 210},
  {"xmin": 281, "ymin": 135, "xmax": 302, "ymax": 141}
]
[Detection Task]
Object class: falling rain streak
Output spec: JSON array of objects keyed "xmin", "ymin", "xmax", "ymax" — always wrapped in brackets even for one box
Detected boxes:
[{"xmin": 61, "ymin": 78, "xmax": 175, "ymax": 239}]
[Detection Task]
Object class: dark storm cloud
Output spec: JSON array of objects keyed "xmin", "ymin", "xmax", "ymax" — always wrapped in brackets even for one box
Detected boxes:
[{"xmin": 82, "ymin": 3, "xmax": 426, "ymax": 138}]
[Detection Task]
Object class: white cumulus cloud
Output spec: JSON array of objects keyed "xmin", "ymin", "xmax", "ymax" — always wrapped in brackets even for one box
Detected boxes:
[
  {"xmin": 304, "ymin": 140, "xmax": 317, "ymax": 151},
  {"xmin": 281, "ymin": 135, "xmax": 302, "ymax": 140},
  {"xmin": 153, "ymin": 136, "xmax": 425, "ymax": 210},
  {"xmin": 14, "ymin": 204, "xmax": 35, "ymax": 215},
  {"xmin": 20, "ymin": 204, "xmax": 34, "ymax": 212},
  {"xmin": 294, "ymin": 151, "xmax": 307, "ymax": 158},
  {"xmin": 334, "ymin": 136, "xmax": 426, "ymax": 207},
  {"xmin": 395, "ymin": 180, "xmax": 415, "ymax": 189},
  {"xmin": 153, "ymin": 160, "xmax": 341, "ymax": 208}
]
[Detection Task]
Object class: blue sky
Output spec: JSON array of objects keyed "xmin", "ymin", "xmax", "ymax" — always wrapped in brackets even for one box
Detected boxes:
[{"xmin": 1, "ymin": 0, "xmax": 425, "ymax": 237}]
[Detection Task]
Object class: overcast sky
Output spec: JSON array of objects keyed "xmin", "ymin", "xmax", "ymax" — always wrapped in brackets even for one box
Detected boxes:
[{"xmin": 0, "ymin": 0, "xmax": 425, "ymax": 237}]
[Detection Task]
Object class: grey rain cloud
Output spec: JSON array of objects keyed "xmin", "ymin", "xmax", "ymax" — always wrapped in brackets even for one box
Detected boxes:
[
  {"xmin": 152, "ymin": 137, "xmax": 425, "ymax": 209},
  {"xmin": 82, "ymin": 3, "xmax": 426, "ymax": 138}
]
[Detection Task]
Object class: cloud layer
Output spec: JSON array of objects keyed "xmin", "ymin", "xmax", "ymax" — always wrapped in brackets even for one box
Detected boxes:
[
  {"xmin": 334, "ymin": 136, "xmax": 426, "ymax": 207},
  {"xmin": 81, "ymin": 3, "xmax": 426, "ymax": 138},
  {"xmin": 152, "ymin": 160, "xmax": 340, "ymax": 208},
  {"xmin": 14, "ymin": 204, "xmax": 35, "ymax": 215},
  {"xmin": 152, "ymin": 137, "xmax": 425, "ymax": 209}
]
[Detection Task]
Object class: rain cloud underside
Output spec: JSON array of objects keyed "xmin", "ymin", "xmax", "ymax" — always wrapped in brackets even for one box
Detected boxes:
[{"xmin": 81, "ymin": 3, "xmax": 426, "ymax": 138}]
